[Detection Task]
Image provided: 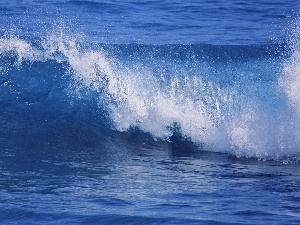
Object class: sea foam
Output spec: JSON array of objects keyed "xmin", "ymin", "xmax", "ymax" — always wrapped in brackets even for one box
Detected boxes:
[{"xmin": 1, "ymin": 24, "xmax": 300, "ymax": 160}]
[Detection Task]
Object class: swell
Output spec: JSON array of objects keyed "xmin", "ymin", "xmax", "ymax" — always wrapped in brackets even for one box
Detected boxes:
[{"xmin": 0, "ymin": 31, "xmax": 299, "ymax": 160}]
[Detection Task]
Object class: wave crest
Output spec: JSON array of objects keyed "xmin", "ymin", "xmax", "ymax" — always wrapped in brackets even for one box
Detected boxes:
[{"xmin": 2, "ymin": 26, "xmax": 300, "ymax": 160}]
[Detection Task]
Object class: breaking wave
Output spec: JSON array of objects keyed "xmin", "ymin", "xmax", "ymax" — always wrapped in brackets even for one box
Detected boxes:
[{"xmin": 1, "ymin": 24, "xmax": 300, "ymax": 161}]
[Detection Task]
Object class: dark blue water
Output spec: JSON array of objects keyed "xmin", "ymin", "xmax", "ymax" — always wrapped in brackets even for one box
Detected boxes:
[{"xmin": 1, "ymin": 0, "xmax": 300, "ymax": 224}]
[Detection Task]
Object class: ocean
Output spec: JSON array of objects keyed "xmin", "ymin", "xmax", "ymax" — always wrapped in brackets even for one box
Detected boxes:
[{"xmin": 1, "ymin": 0, "xmax": 300, "ymax": 224}]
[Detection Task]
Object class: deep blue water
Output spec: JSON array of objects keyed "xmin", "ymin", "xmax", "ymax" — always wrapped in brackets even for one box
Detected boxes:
[{"xmin": 1, "ymin": 0, "xmax": 300, "ymax": 224}]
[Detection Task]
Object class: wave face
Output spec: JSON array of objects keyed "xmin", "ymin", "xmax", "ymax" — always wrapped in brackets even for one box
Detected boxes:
[{"xmin": 1, "ymin": 26, "xmax": 300, "ymax": 160}]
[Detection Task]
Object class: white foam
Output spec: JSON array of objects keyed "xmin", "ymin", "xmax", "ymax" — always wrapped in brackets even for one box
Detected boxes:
[
  {"xmin": 3, "ymin": 25, "xmax": 300, "ymax": 160},
  {"xmin": 0, "ymin": 37, "xmax": 39, "ymax": 64}
]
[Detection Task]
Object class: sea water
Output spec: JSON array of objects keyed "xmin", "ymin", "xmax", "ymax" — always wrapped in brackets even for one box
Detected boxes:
[{"xmin": 1, "ymin": 0, "xmax": 300, "ymax": 224}]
